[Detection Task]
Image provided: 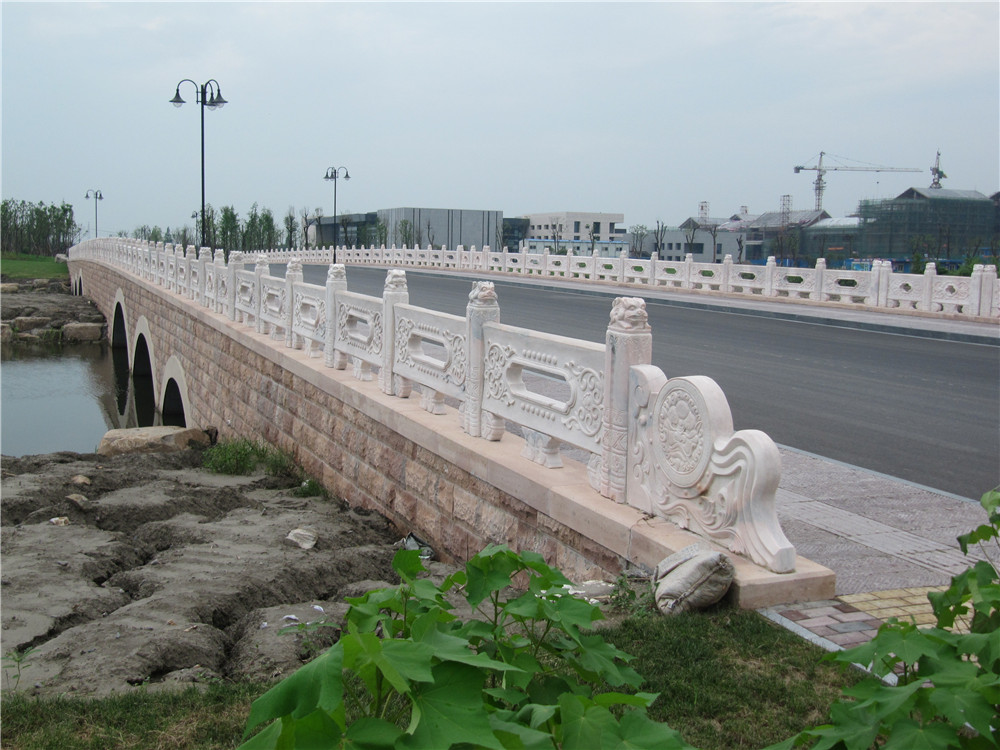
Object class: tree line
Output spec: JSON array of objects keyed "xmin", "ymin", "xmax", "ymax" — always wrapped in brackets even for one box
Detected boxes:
[
  {"xmin": 1, "ymin": 199, "xmax": 82, "ymax": 256},
  {"xmin": 128, "ymin": 203, "xmax": 303, "ymax": 256}
]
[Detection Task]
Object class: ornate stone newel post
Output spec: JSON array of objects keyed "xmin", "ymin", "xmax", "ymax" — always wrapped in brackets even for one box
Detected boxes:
[
  {"xmin": 380, "ymin": 270, "xmax": 411, "ymax": 397},
  {"xmin": 463, "ymin": 281, "xmax": 502, "ymax": 439},
  {"xmin": 598, "ymin": 297, "xmax": 652, "ymax": 501},
  {"xmin": 325, "ymin": 264, "xmax": 348, "ymax": 369}
]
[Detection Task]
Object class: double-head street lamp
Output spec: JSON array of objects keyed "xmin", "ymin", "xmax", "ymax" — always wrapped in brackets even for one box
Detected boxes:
[
  {"xmin": 324, "ymin": 166, "xmax": 350, "ymax": 246},
  {"xmin": 84, "ymin": 189, "xmax": 103, "ymax": 239},
  {"xmin": 170, "ymin": 79, "xmax": 227, "ymax": 248}
]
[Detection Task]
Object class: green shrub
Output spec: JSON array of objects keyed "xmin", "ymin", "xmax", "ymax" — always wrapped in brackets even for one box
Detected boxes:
[
  {"xmin": 240, "ymin": 545, "xmax": 694, "ymax": 749},
  {"xmin": 773, "ymin": 488, "xmax": 1000, "ymax": 749},
  {"xmin": 202, "ymin": 439, "xmax": 263, "ymax": 475}
]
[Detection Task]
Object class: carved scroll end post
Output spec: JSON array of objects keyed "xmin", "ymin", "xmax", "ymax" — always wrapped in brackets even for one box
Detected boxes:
[
  {"xmin": 602, "ymin": 297, "xmax": 651, "ymax": 503},
  {"xmin": 706, "ymin": 427, "xmax": 796, "ymax": 574},
  {"xmin": 464, "ymin": 281, "xmax": 500, "ymax": 438},
  {"xmin": 325, "ymin": 264, "xmax": 348, "ymax": 369}
]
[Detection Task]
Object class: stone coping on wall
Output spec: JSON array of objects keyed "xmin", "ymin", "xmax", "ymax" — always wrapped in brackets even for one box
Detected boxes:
[{"xmin": 85, "ymin": 260, "xmax": 836, "ymax": 609}]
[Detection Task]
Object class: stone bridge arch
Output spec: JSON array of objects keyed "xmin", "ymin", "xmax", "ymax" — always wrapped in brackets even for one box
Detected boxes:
[{"xmin": 160, "ymin": 356, "xmax": 190, "ymax": 427}]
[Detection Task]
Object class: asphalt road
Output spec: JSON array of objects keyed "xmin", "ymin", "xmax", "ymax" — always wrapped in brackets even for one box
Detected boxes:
[{"xmin": 302, "ymin": 265, "xmax": 999, "ymax": 501}]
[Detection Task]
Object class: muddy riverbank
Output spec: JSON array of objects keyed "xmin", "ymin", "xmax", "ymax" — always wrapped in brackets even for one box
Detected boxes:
[{"xmin": 0, "ymin": 448, "xmax": 449, "ymax": 697}]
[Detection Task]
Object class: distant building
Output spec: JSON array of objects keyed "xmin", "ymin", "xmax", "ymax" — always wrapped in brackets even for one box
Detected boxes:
[
  {"xmin": 800, "ymin": 218, "xmax": 862, "ymax": 265},
  {"xmin": 857, "ymin": 187, "xmax": 997, "ymax": 261},
  {"xmin": 742, "ymin": 209, "xmax": 830, "ymax": 263},
  {"xmin": 309, "ymin": 207, "xmax": 502, "ymax": 249},
  {"xmin": 523, "ymin": 211, "xmax": 625, "ymax": 249}
]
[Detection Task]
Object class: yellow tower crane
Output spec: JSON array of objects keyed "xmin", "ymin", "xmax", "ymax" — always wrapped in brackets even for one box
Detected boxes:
[{"xmin": 793, "ymin": 152, "xmax": 921, "ymax": 211}]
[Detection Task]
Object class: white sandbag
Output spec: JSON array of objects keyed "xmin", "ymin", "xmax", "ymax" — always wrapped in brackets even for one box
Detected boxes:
[{"xmin": 654, "ymin": 543, "xmax": 734, "ymax": 615}]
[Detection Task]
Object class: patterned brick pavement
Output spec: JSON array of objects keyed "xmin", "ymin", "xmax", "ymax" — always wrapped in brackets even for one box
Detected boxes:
[{"xmin": 764, "ymin": 448, "xmax": 987, "ymax": 650}]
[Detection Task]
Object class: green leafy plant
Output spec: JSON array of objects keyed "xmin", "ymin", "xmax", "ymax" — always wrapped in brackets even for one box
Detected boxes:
[
  {"xmin": 3, "ymin": 646, "xmax": 37, "ymax": 691},
  {"xmin": 292, "ymin": 478, "xmax": 327, "ymax": 499},
  {"xmin": 202, "ymin": 438, "xmax": 265, "ymax": 475},
  {"xmin": 240, "ymin": 545, "xmax": 694, "ymax": 749},
  {"xmin": 772, "ymin": 488, "xmax": 1000, "ymax": 750},
  {"xmin": 609, "ymin": 573, "xmax": 656, "ymax": 619}
]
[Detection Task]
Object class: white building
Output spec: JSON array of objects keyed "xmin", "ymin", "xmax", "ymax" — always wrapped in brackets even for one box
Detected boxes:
[{"xmin": 523, "ymin": 211, "xmax": 626, "ymax": 253}]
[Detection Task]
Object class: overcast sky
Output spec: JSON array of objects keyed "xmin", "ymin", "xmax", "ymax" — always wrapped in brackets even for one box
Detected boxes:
[{"xmin": 2, "ymin": 1, "xmax": 997, "ymax": 241}]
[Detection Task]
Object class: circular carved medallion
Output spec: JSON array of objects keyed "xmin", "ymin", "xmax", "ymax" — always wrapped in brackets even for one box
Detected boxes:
[{"xmin": 654, "ymin": 380, "xmax": 711, "ymax": 488}]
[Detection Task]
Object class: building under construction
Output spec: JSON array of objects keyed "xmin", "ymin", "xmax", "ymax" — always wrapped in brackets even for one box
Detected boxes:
[{"xmin": 856, "ymin": 187, "xmax": 998, "ymax": 261}]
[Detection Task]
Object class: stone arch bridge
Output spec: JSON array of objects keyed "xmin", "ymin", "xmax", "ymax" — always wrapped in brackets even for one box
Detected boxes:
[{"xmin": 68, "ymin": 238, "xmax": 833, "ymax": 607}]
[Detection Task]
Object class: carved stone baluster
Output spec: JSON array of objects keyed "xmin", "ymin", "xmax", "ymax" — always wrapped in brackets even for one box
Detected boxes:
[
  {"xmin": 325, "ymin": 264, "xmax": 348, "ymax": 369},
  {"xmin": 599, "ymin": 297, "xmax": 651, "ymax": 501},
  {"xmin": 380, "ymin": 270, "xmax": 411, "ymax": 397},
  {"xmin": 464, "ymin": 281, "xmax": 502, "ymax": 439}
]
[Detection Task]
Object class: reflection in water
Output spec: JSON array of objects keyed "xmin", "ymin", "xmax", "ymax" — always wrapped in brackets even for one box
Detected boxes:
[
  {"xmin": 1, "ymin": 343, "xmax": 168, "ymax": 456},
  {"xmin": 112, "ymin": 344, "xmax": 130, "ymax": 416}
]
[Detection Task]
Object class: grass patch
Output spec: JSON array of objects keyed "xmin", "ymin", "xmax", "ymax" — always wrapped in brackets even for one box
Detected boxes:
[
  {"xmin": 1, "ymin": 682, "xmax": 268, "ymax": 750},
  {"xmin": 201, "ymin": 438, "xmax": 327, "ymax": 498},
  {"xmin": 201, "ymin": 438, "xmax": 266, "ymax": 475},
  {"xmin": 1, "ymin": 253, "xmax": 70, "ymax": 280},
  {"xmin": 602, "ymin": 607, "xmax": 861, "ymax": 749},
  {"xmin": 0, "ymin": 607, "xmax": 857, "ymax": 750}
]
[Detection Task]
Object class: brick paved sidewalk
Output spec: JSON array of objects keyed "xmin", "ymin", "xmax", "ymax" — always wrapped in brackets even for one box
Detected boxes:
[{"xmin": 765, "ymin": 448, "xmax": 988, "ymax": 651}]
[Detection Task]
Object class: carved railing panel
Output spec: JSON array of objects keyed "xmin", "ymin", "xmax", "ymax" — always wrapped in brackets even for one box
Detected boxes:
[
  {"xmin": 334, "ymin": 289, "xmax": 384, "ymax": 381},
  {"xmin": 291, "ymin": 279, "xmax": 327, "ymax": 357},
  {"xmin": 481, "ymin": 321, "xmax": 605, "ymax": 466},
  {"xmin": 394, "ymin": 303, "xmax": 467, "ymax": 413}
]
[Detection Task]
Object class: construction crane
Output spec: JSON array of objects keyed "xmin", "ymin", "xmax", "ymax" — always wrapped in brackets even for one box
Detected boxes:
[{"xmin": 793, "ymin": 151, "xmax": 921, "ymax": 211}]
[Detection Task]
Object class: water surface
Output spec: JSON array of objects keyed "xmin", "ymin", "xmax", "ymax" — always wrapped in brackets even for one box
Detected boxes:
[{"xmin": 1, "ymin": 344, "xmax": 130, "ymax": 456}]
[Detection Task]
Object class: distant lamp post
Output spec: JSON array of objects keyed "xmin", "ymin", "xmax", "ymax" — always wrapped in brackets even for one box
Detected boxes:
[
  {"xmin": 170, "ymin": 79, "xmax": 227, "ymax": 248},
  {"xmin": 84, "ymin": 189, "xmax": 103, "ymax": 239},
  {"xmin": 323, "ymin": 166, "xmax": 350, "ymax": 246}
]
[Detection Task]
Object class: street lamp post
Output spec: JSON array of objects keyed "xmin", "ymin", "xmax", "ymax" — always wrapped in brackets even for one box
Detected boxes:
[
  {"xmin": 323, "ymin": 166, "xmax": 350, "ymax": 247},
  {"xmin": 84, "ymin": 189, "xmax": 103, "ymax": 239},
  {"xmin": 170, "ymin": 79, "xmax": 227, "ymax": 248}
]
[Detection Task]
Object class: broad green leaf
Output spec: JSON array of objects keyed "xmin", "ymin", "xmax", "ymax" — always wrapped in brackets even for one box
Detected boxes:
[
  {"xmin": 339, "ymin": 717, "xmax": 403, "ymax": 750},
  {"xmin": 392, "ymin": 548, "xmax": 426, "ymax": 583},
  {"xmin": 881, "ymin": 718, "xmax": 961, "ymax": 750},
  {"xmin": 866, "ymin": 624, "xmax": 949, "ymax": 668},
  {"xmin": 514, "ymin": 702, "xmax": 558, "ymax": 729},
  {"xmin": 612, "ymin": 710, "xmax": 696, "ymax": 750},
  {"xmin": 373, "ymin": 636, "xmax": 436, "ymax": 688},
  {"xmin": 415, "ymin": 624, "xmax": 524, "ymax": 673},
  {"xmin": 842, "ymin": 678, "xmax": 924, "ymax": 722},
  {"xmin": 400, "ymin": 661, "xmax": 505, "ymax": 750},
  {"xmin": 571, "ymin": 634, "xmax": 643, "ymax": 688},
  {"xmin": 243, "ymin": 644, "xmax": 345, "ymax": 738},
  {"xmin": 558, "ymin": 694, "xmax": 619, "ymax": 750},
  {"xmin": 540, "ymin": 591, "xmax": 604, "ymax": 633},
  {"xmin": 801, "ymin": 701, "xmax": 880, "ymax": 750},
  {"xmin": 488, "ymin": 713, "xmax": 557, "ymax": 750},
  {"xmin": 466, "ymin": 547, "xmax": 522, "ymax": 606},
  {"xmin": 958, "ymin": 523, "xmax": 998, "ymax": 555},
  {"xmin": 282, "ymin": 709, "xmax": 344, "ymax": 750},
  {"xmin": 484, "ymin": 686, "xmax": 529, "ymax": 709},
  {"xmin": 592, "ymin": 691, "xmax": 659, "ymax": 709},
  {"xmin": 927, "ymin": 679, "xmax": 999, "ymax": 738},
  {"xmin": 238, "ymin": 719, "xmax": 283, "ymax": 750}
]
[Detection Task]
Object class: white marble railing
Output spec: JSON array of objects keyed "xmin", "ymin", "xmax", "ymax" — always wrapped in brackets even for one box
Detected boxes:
[
  {"xmin": 73, "ymin": 237, "xmax": 868, "ymax": 575},
  {"xmin": 329, "ymin": 243, "xmax": 998, "ymax": 318}
]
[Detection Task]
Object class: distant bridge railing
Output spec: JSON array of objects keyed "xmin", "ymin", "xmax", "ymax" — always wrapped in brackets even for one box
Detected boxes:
[
  {"xmin": 77, "ymin": 237, "xmax": 868, "ymax": 575},
  {"xmin": 228, "ymin": 243, "xmax": 1000, "ymax": 320}
]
